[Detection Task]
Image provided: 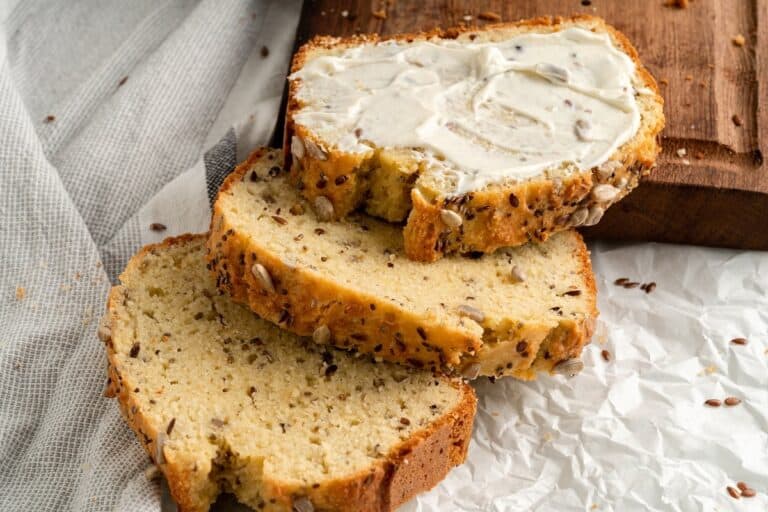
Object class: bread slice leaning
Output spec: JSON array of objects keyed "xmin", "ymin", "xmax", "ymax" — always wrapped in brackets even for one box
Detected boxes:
[
  {"xmin": 208, "ymin": 148, "xmax": 597, "ymax": 380},
  {"xmin": 102, "ymin": 234, "xmax": 475, "ymax": 512},
  {"xmin": 285, "ymin": 15, "xmax": 665, "ymax": 261}
]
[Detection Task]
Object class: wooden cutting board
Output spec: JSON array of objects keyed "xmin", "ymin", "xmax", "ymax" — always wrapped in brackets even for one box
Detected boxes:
[{"xmin": 283, "ymin": 0, "xmax": 767, "ymax": 250}]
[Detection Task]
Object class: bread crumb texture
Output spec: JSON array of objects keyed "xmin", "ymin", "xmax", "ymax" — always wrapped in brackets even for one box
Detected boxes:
[
  {"xmin": 104, "ymin": 235, "xmax": 475, "ymax": 512},
  {"xmin": 208, "ymin": 148, "xmax": 598, "ymax": 380}
]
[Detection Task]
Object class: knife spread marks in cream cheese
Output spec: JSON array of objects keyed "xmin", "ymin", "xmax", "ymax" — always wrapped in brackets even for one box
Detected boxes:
[{"xmin": 290, "ymin": 28, "xmax": 642, "ymax": 195}]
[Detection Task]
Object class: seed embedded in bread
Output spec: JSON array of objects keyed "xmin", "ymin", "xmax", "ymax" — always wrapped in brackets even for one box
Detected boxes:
[
  {"xmin": 313, "ymin": 196, "xmax": 334, "ymax": 221},
  {"xmin": 286, "ymin": 16, "xmax": 665, "ymax": 261},
  {"xmin": 592, "ymin": 184, "xmax": 621, "ymax": 202},
  {"xmin": 440, "ymin": 209, "xmax": 463, "ymax": 228},
  {"xmin": 106, "ymin": 235, "xmax": 476, "ymax": 512},
  {"xmin": 313, "ymin": 325, "xmax": 331, "ymax": 345},
  {"xmin": 208, "ymin": 148, "xmax": 598, "ymax": 380},
  {"xmin": 251, "ymin": 263, "xmax": 275, "ymax": 293}
]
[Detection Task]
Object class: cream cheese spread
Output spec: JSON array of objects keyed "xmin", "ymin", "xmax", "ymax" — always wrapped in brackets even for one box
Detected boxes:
[{"xmin": 290, "ymin": 28, "xmax": 642, "ymax": 194}]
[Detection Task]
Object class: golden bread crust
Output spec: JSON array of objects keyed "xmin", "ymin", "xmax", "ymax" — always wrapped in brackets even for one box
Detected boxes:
[
  {"xmin": 208, "ymin": 149, "xmax": 598, "ymax": 380},
  {"xmin": 285, "ymin": 15, "xmax": 665, "ymax": 261},
  {"xmin": 103, "ymin": 233, "xmax": 476, "ymax": 512}
]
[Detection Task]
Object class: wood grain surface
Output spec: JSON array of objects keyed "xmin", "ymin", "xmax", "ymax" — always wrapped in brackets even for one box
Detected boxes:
[{"xmin": 286, "ymin": 0, "xmax": 767, "ymax": 250}]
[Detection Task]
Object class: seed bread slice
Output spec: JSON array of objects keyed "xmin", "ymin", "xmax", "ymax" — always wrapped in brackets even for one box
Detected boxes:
[
  {"xmin": 102, "ymin": 234, "xmax": 475, "ymax": 512},
  {"xmin": 285, "ymin": 15, "xmax": 664, "ymax": 261},
  {"xmin": 208, "ymin": 148, "xmax": 597, "ymax": 380}
]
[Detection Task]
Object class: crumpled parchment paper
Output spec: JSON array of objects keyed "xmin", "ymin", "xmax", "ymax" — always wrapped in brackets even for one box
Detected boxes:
[{"xmin": 406, "ymin": 241, "xmax": 768, "ymax": 511}]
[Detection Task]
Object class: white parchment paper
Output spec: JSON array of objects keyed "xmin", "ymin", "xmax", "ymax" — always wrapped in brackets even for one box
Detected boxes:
[{"xmin": 406, "ymin": 241, "xmax": 768, "ymax": 511}]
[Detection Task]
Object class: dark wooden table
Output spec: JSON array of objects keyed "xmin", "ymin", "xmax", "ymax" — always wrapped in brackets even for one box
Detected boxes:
[{"xmin": 282, "ymin": 0, "xmax": 767, "ymax": 250}]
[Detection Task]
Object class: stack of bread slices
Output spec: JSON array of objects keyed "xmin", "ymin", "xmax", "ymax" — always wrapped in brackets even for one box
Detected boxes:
[{"xmin": 101, "ymin": 15, "xmax": 663, "ymax": 512}]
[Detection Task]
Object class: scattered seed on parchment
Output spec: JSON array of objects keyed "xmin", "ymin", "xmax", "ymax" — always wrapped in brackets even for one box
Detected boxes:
[
  {"xmin": 727, "ymin": 486, "xmax": 741, "ymax": 499},
  {"xmin": 730, "ymin": 337, "xmax": 748, "ymax": 346},
  {"xmin": 731, "ymin": 34, "xmax": 745, "ymax": 47},
  {"xmin": 704, "ymin": 398, "xmax": 721, "ymax": 407},
  {"xmin": 724, "ymin": 396, "xmax": 741, "ymax": 406},
  {"xmin": 150, "ymin": 223, "xmax": 166, "ymax": 232},
  {"xmin": 15, "ymin": 286, "xmax": 25, "ymax": 301},
  {"xmin": 601, "ymin": 349, "xmax": 611, "ymax": 362}
]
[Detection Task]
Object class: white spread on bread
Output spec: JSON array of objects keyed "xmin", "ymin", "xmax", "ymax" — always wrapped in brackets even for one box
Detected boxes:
[{"xmin": 290, "ymin": 27, "xmax": 642, "ymax": 195}]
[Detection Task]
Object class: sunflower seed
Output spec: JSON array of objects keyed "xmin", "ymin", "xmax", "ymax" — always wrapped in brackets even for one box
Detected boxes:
[
  {"xmin": 574, "ymin": 119, "xmax": 593, "ymax": 141},
  {"xmin": 154, "ymin": 432, "xmax": 166, "ymax": 465},
  {"xmin": 583, "ymin": 205, "xmax": 605, "ymax": 226},
  {"xmin": 313, "ymin": 196, "xmax": 334, "ymax": 221},
  {"xmin": 293, "ymin": 496, "xmax": 314, "ymax": 512},
  {"xmin": 457, "ymin": 304, "xmax": 485, "ymax": 323},
  {"xmin": 553, "ymin": 358, "xmax": 584, "ymax": 377},
  {"xmin": 312, "ymin": 325, "xmax": 331, "ymax": 345},
  {"xmin": 597, "ymin": 160, "xmax": 621, "ymax": 179},
  {"xmin": 535, "ymin": 63, "xmax": 570, "ymax": 83},
  {"xmin": 251, "ymin": 263, "xmax": 275, "ymax": 293},
  {"xmin": 592, "ymin": 184, "xmax": 620, "ymax": 202},
  {"xmin": 291, "ymin": 135, "xmax": 305, "ymax": 160},
  {"xmin": 440, "ymin": 209, "xmax": 463, "ymax": 228},
  {"xmin": 510, "ymin": 265, "xmax": 526, "ymax": 283},
  {"xmin": 460, "ymin": 362, "xmax": 481, "ymax": 380},
  {"xmin": 569, "ymin": 207, "xmax": 589, "ymax": 226},
  {"xmin": 304, "ymin": 139, "xmax": 328, "ymax": 160}
]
